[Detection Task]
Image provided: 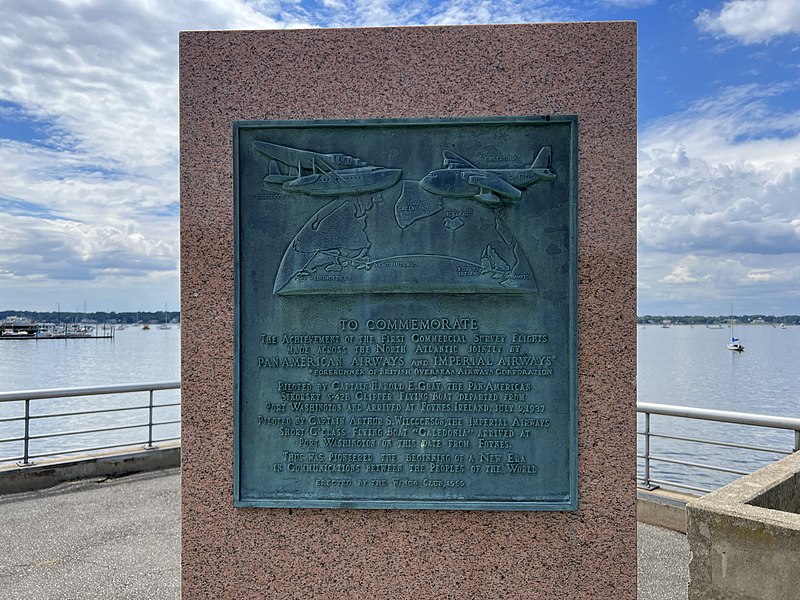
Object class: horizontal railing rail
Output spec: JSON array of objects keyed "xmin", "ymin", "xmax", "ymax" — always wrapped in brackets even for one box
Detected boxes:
[
  {"xmin": 0, "ymin": 381, "xmax": 181, "ymax": 466},
  {"xmin": 638, "ymin": 402, "xmax": 800, "ymax": 494},
  {"xmin": 2, "ymin": 382, "xmax": 797, "ymax": 495}
]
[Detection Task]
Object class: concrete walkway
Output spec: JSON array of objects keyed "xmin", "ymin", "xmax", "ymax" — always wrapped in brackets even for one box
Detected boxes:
[
  {"xmin": 638, "ymin": 523, "xmax": 689, "ymax": 600},
  {"xmin": 0, "ymin": 469, "xmax": 180, "ymax": 600},
  {"xmin": 0, "ymin": 469, "xmax": 689, "ymax": 599}
]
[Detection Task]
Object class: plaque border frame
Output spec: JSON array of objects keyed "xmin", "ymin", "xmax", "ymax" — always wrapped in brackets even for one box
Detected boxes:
[{"xmin": 233, "ymin": 115, "xmax": 578, "ymax": 511}]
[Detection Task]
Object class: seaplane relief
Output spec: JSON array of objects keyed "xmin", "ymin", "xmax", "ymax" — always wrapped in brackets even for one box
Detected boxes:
[
  {"xmin": 254, "ymin": 141, "xmax": 402, "ymax": 198},
  {"xmin": 419, "ymin": 146, "xmax": 556, "ymax": 205}
]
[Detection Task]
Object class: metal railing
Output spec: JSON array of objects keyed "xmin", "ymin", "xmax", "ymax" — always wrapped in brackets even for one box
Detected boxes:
[
  {"xmin": 638, "ymin": 402, "xmax": 800, "ymax": 494},
  {"xmin": 0, "ymin": 382, "xmax": 181, "ymax": 466},
  {"xmin": 2, "ymin": 381, "xmax": 798, "ymax": 495}
]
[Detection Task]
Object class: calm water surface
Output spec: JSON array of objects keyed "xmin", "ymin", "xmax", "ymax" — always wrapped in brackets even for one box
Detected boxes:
[
  {"xmin": 638, "ymin": 324, "xmax": 799, "ymax": 491},
  {"xmin": 0, "ymin": 327, "xmax": 180, "ymax": 463}
]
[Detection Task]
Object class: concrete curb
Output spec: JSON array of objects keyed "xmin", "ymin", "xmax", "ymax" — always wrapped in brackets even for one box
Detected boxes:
[
  {"xmin": 638, "ymin": 488, "xmax": 698, "ymax": 534},
  {"xmin": 0, "ymin": 443, "xmax": 180, "ymax": 495}
]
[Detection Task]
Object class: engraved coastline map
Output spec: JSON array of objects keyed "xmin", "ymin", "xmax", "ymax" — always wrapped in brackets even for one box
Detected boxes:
[{"xmin": 234, "ymin": 118, "xmax": 577, "ymax": 510}]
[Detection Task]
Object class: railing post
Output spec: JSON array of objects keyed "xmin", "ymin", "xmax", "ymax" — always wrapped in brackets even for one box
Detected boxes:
[
  {"xmin": 644, "ymin": 412, "xmax": 651, "ymax": 488},
  {"xmin": 20, "ymin": 398, "xmax": 32, "ymax": 466},
  {"xmin": 794, "ymin": 429, "xmax": 799, "ymax": 453},
  {"xmin": 145, "ymin": 389, "xmax": 155, "ymax": 450}
]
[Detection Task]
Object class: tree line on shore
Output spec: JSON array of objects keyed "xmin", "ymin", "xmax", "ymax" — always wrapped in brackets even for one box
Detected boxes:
[
  {"xmin": 638, "ymin": 314, "xmax": 800, "ymax": 325},
  {"xmin": 0, "ymin": 310, "xmax": 180, "ymax": 325}
]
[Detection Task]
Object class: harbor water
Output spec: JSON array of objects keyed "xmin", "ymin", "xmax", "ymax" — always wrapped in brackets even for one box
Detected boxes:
[
  {"xmin": 638, "ymin": 323, "xmax": 799, "ymax": 491},
  {"xmin": 1, "ymin": 322, "xmax": 797, "ymax": 492},
  {"xmin": 0, "ymin": 327, "xmax": 180, "ymax": 463}
]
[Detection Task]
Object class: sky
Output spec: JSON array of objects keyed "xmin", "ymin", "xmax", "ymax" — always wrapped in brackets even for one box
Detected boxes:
[{"xmin": 0, "ymin": 1, "xmax": 799, "ymax": 315}]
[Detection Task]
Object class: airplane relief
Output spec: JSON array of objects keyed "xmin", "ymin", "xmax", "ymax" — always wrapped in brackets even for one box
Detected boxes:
[
  {"xmin": 253, "ymin": 140, "xmax": 556, "ymax": 296},
  {"xmin": 255, "ymin": 141, "xmax": 402, "ymax": 196},
  {"xmin": 420, "ymin": 146, "xmax": 555, "ymax": 205}
]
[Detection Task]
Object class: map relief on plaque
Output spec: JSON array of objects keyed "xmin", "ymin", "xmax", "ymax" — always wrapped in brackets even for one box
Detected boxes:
[{"xmin": 253, "ymin": 141, "xmax": 556, "ymax": 295}]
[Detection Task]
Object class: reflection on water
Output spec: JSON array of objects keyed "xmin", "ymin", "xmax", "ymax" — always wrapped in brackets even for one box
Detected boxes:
[
  {"xmin": 0, "ymin": 327, "xmax": 180, "ymax": 462},
  {"xmin": 638, "ymin": 324, "xmax": 799, "ymax": 491}
]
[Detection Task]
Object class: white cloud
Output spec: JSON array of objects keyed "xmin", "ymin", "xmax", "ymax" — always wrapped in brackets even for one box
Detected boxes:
[
  {"xmin": 696, "ymin": 0, "xmax": 800, "ymax": 44},
  {"xmin": 660, "ymin": 257, "xmax": 712, "ymax": 285},
  {"xmin": 423, "ymin": 0, "xmax": 563, "ymax": 26},
  {"xmin": 0, "ymin": 210, "xmax": 177, "ymax": 279},
  {"xmin": 0, "ymin": 138, "xmax": 174, "ymax": 218},
  {"xmin": 638, "ymin": 83, "xmax": 800, "ymax": 313},
  {"xmin": 332, "ymin": 0, "xmax": 425, "ymax": 27},
  {"xmin": 0, "ymin": 0, "xmax": 313, "ymax": 310},
  {"xmin": 0, "ymin": 1, "xmax": 304, "ymax": 174},
  {"xmin": 289, "ymin": 0, "xmax": 565, "ymax": 29},
  {"xmin": 639, "ymin": 252, "xmax": 800, "ymax": 314}
]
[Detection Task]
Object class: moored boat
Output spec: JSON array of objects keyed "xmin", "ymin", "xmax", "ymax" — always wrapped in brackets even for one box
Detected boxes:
[
  {"xmin": 0, "ymin": 317, "xmax": 38, "ymax": 338},
  {"xmin": 726, "ymin": 338, "xmax": 745, "ymax": 352},
  {"xmin": 726, "ymin": 305, "xmax": 744, "ymax": 352}
]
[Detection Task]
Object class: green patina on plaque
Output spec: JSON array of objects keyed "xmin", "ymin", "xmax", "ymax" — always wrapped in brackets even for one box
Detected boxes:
[{"xmin": 234, "ymin": 117, "xmax": 577, "ymax": 510}]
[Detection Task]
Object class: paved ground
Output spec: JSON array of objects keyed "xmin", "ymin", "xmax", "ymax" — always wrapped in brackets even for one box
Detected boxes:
[
  {"xmin": 0, "ymin": 469, "xmax": 180, "ymax": 600},
  {"xmin": 638, "ymin": 523, "xmax": 690, "ymax": 600},
  {"xmin": 0, "ymin": 469, "xmax": 689, "ymax": 599}
]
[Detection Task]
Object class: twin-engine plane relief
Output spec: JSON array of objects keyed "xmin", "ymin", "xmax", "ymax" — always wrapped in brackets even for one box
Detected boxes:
[
  {"xmin": 420, "ymin": 146, "xmax": 555, "ymax": 205},
  {"xmin": 252, "ymin": 141, "xmax": 557, "ymax": 296}
]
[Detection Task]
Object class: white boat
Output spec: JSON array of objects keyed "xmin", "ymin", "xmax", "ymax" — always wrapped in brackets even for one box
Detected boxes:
[
  {"xmin": 726, "ymin": 305, "xmax": 744, "ymax": 352},
  {"xmin": 1, "ymin": 317, "xmax": 38, "ymax": 338},
  {"xmin": 65, "ymin": 324, "xmax": 93, "ymax": 338},
  {"xmin": 2, "ymin": 328, "xmax": 30, "ymax": 337},
  {"xmin": 726, "ymin": 338, "xmax": 744, "ymax": 352}
]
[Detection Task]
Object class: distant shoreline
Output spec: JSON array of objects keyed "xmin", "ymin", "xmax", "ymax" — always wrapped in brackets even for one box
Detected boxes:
[
  {"xmin": 1, "ymin": 310, "xmax": 180, "ymax": 325},
  {"xmin": 638, "ymin": 314, "xmax": 799, "ymax": 325}
]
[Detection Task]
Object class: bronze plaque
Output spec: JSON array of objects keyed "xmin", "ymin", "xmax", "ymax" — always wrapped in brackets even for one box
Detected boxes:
[{"xmin": 234, "ymin": 116, "xmax": 577, "ymax": 510}]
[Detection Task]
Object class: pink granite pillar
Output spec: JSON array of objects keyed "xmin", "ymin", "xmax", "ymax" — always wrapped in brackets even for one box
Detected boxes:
[{"xmin": 180, "ymin": 23, "xmax": 636, "ymax": 599}]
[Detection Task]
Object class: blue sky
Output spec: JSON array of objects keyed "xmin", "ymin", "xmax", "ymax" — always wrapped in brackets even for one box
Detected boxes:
[{"xmin": 0, "ymin": 0, "xmax": 799, "ymax": 315}]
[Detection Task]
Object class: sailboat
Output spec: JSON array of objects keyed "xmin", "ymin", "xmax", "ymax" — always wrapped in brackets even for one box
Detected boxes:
[
  {"xmin": 727, "ymin": 336, "xmax": 744, "ymax": 352},
  {"xmin": 726, "ymin": 305, "xmax": 744, "ymax": 352},
  {"xmin": 157, "ymin": 303, "xmax": 171, "ymax": 330}
]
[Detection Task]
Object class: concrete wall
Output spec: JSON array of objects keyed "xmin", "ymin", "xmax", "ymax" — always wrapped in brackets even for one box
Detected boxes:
[
  {"xmin": 180, "ymin": 23, "xmax": 637, "ymax": 599},
  {"xmin": 688, "ymin": 451, "xmax": 800, "ymax": 599},
  {"xmin": 638, "ymin": 488, "xmax": 697, "ymax": 534},
  {"xmin": 748, "ymin": 471, "xmax": 800, "ymax": 514}
]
